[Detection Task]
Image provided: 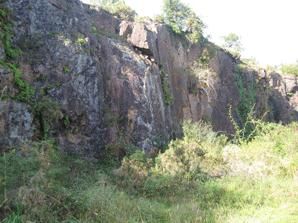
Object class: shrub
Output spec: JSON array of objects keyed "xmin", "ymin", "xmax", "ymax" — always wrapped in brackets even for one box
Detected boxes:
[
  {"xmin": 155, "ymin": 121, "xmax": 227, "ymax": 179},
  {"xmin": 113, "ymin": 150, "xmax": 153, "ymax": 191},
  {"xmin": 114, "ymin": 121, "xmax": 228, "ymax": 197}
]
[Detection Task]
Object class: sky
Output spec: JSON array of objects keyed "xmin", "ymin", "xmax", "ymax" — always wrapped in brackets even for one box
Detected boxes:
[{"xmin": 124, "ymin": 0, "xmax": 298, "ymax": 66}]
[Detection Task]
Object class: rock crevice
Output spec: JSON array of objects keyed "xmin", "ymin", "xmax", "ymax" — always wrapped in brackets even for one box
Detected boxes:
[{"xmin": 0, "ymin": 0, "xmax": 297, "ymax": 154}]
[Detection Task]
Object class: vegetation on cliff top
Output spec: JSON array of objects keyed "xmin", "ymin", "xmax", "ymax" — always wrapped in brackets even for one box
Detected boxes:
[
  {"xmin": 280, "ymin": 62, "xmax": 298, "ymax": 76},
  {"xmin": 221, "ymin": 33, "xmax": 243, "ymax": 59},
  {"xmin": 98, "ymin": 0, "xmax": 136, "ymax": 20},
  {"xmin": 162, "ymin": 0, "xmax": 205, "ymax": 43}
]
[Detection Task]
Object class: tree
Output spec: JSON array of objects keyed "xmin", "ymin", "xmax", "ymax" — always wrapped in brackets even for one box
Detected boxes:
[
  {"xmin": 162, "ymin": 0, "xmax": 204, "ymax": 43},
  {"xmin": 222, "ymin": 33, "xmax": 243, "ymax": 58},
  {"xmin": 280, "ymin": 62, "xmax": 298, "ymax": 76},
  {"xmin": 99, "ymin": 0, "xmax": 136, "ymax": 20}
]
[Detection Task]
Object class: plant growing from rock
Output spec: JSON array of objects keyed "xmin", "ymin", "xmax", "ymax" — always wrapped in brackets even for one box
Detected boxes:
[{"xmin": 160, "ymin": 69, "xmax": 173, "ymax": 106}]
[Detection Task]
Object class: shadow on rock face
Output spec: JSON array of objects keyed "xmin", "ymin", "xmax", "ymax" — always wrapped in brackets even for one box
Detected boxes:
[{"xmin": 1, "ymin": 0, "xmax": 298, "ymax": 156}]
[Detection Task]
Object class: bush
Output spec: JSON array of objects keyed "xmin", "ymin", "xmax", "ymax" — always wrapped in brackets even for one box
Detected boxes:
[
  {"xmin": 113, "ymin": 150, "xmax": 153, "ymax": 192},
  {"xmin": 155, "ymin": 121, "xmax": 227, "ymax": 179},
  {"xmin": 114, "ymin": 121, "xmax": 228, "ymax": 197}
]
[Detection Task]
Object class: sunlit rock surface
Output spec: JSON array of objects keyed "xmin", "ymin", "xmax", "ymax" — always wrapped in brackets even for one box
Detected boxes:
[{"xmin": 0, "ymin": 0, "xmax": 297, "ymax": 154}]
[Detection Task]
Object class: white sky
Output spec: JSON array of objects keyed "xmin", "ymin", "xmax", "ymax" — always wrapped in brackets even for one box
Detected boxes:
[{"xmin": 125, "ymin": 0, "xmax": 298, "ymax": 66}]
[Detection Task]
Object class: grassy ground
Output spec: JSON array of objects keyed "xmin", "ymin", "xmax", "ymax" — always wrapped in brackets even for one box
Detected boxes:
[{"xmin": 1, "ymin": 122, "xmax": 298, "ymax": 223}]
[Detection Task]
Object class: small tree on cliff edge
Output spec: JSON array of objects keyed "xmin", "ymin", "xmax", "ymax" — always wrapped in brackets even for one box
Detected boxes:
[
  {"xmin": 99, "ymin": 0, "xmax": 136, "ymax": 20},
  {"xmin": 222, "ymin": 33, "xmax": 243, "ymax": 59},
  {"xmin": 162, "ymin": 0, "xmax": 205, "ymax": 44}
]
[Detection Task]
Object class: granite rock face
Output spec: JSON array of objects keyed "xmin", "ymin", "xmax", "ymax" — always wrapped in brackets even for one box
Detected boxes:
[
  {"xmin": 0, "ymin": 0, "xmax": 297, "ymax": 155},
  {"xmin": 0, "ymin": 101, "xmax": 33, "ymax": 151},
  {"xmin": 268, "ymin": 73, "xmax": 298, "ymax": 122}
]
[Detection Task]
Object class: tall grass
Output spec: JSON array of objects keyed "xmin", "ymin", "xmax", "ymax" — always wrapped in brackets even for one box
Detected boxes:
[{"xmin": 1, "ymin": 121, "xmax": 298, "ymax": 222}]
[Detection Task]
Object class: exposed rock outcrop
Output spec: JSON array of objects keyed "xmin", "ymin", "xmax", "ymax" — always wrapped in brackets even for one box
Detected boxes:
[
  {"xmin": 0, "ymin": 101, "xmax": 33, "ymax": 151},
  {"xmin": 0, "ymin": 0, "xmax": 297, "ymax": 155}
]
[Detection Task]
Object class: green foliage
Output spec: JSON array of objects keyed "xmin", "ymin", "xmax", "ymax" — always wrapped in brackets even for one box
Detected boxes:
[
  {"xmin": 197, "ymin": 48, "xmax": 212, "ymax": 69},
  {"xmin": 99, "ymin": 0, "xmax": 136, "ymax": 20},
  {"xmin": 162, "ymin": 0, "xmax": 204, "ymax": 43},
  {"xmin": 114, "ymin": 121, "xmax": 227, "ymax": 197},
  {"xmin": 231, "ymin": 64, "xmax": 261, "ymax": 143},
  {"xmin": 2, "ymin": 211, "xmax": 22, "ymax": 223},
  {"xmin": 135, "ymin": 16, "xmax": 151, "ymax": 23},
  {"xmin": 75, "ymin": 34, "xmax": 88, "ymax": 47},
  {"xmin": 242, "ymin": 57, "xmax": 259, "ymax": 69},
  {"xmin": 280, "ymin": 62, "xmax": 298, "ymax": 76},
  {"xmin": 0, "ymin": 6, "xmax": 63, "ymax": 140},
  {"xmin": 186, "ymin": 46, "xmax": 216, "ymax": 96},
  {"xmin": 189, "ymin": 46, "xmax": 216, "ymax": 75},
  {"xmin": 0, "ymin": 7, "xmax": 33, "ymax": 103},
  {"xmin": 63, "ymin": 65, "xmax": 71, "ymax": 74},
  {"xmin": 0, "ymin": 62, "xmax": 35, "ymax": 103},
  {"xmin": 234, "ymin": 64, "xmax": 257, "ymax": 126},
  {"xmin": 155, "ymin": 121, "xmax": 227, "ymax": 178},
  {"xmin": 0, "ymin": 8, "xmax": 20, "ymax": 60},
  {"xmin": 222, "ymin": 33, "xmax": 242, "ymax": 58},
  {"xmin": 160, "ymin": 69, "xmax": 173, "ymax": 106},
  {"xmin": 153, "ymin": 14, "xmax": 165, "ymax": 24},
  {"xmin": 1, "ymin": 122, "xmax": 298, "ymax": 222},
  {"xmin": 33, "ymin": 97, "xmax": 62, "ymax": 139},
  {"xmin": 229, "ymin": 105, "xmax": 277, "ymax": 144},
  {"xmin": 62, "ymin": 115, "xmax": 71, "ymax": 128}
]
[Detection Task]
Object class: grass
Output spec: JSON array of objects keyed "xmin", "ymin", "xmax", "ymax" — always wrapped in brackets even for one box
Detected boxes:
[{"xmin": 0, "ymin": 121, "xmax": 298, "ymax": 222}]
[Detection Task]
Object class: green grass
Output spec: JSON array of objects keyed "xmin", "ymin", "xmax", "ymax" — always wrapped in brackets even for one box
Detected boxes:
[{"xmin": 1, "ymin": 122, "xmax": 298, "ymax": 222}]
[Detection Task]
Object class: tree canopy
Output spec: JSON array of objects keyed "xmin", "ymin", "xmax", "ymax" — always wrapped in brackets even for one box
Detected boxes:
[
  {"xmin": 280, "ymin": 62, "xmax": 298, "ymax": 76},
  {"xmin": 99, "ymin": 0, "xmax": 136, "ymax": 20},
  {"xmin": 162, "ymin": 0, "xmax": 205, "ymax": 44},
  {"xmin": 222, "ymin": 33, "xmax": 243, "ymax": 58}
]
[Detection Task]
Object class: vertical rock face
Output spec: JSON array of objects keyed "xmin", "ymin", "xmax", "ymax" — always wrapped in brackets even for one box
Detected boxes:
[
  {"xmin": 1, "ymin": 0, "xmax": 298, "ymax": 154},
  {"xmin": 120, "ymin": 21, "xmax": 240, "ymax": 134},
  {"xmin": 100, "ymin": 37, "xmax": 168, "ymax": 150},
  {"xmin": 268, "ymin": 73, "xmax": 298, "ymax": 122},
  {"xmin": 0, "ymin": 102, "xmax": 33, "ymax": 151},
  {"xmin": 2, "ymin": 0, "xmax": 110, "ymax": 154}
]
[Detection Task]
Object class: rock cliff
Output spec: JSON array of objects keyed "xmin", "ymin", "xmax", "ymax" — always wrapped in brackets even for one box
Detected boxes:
[{"xmin": 0, "ymin": 0, "xmax": 298, "ymax": 155}]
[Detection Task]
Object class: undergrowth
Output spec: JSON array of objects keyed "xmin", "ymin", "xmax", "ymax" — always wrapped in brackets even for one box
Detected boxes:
[
  {"xmin": 234, "ymin": 64, "xmax": 257, "ymax": 124},
  {"xmin": 1, "ymin": 121, "xmax": 297, "ymax": 222}
]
